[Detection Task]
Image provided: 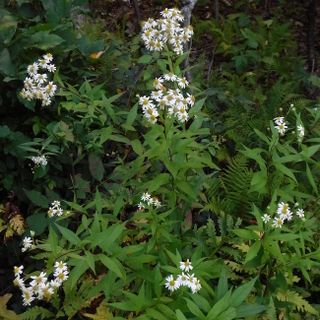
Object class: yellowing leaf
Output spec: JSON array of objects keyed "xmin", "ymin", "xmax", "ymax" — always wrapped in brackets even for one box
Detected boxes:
[
  {"xmin": 90, "ymin": 51, "xmax": 105, "ymax": 59},
  {"xmin": 0, "ymin": 294, "xmax": 19, "ymax": 320},
  {"xmin": 83, "ymin": 303, "xmax": 113, "ymax": 319}
]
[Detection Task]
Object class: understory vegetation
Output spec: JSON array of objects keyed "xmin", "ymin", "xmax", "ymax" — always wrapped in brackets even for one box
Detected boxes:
[{"xmin": 1, "ymin": 0, "xmax": 320, "ymax": 319}]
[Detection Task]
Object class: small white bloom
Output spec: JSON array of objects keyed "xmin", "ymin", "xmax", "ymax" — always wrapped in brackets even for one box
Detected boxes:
[
  {"xmin": 262, "ymin": 214, "xmax": 271, "ymax": 223},
  {"xmin": 180, "ymin": 259, "xmax": 193, "ymax": 272},
  {"xmin": 165, "ymin": 275, "xmax": 180, "ymax": 292},
  {"xmin": 14, "ymin": 265, "xmax": 24, "ymax": 276},
  {"xmin": 22, "ymin": 236, "xmax": 33, "ymax": 252},
  {"xmin": 297, "ymin": 125, "xmax": 305, "ymax": 140},
  {"xmin": 141, "ymin": 192, "xmax": 151, "ymax": 202},
  {"xmin": 22, "ymin": 287, "xmax": 35, "ymax": 306},
  {"xmin": 272, "ymin": 217, "xmax": 284, "ymax": 228},
  {"xmin": 296, "ymin": 208, "xmax": 305, "ymax": 219}
]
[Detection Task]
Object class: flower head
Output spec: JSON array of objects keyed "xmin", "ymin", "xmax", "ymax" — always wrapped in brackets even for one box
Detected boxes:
[
  {"xmin": 165, "ymin": 275, "xmax": 180, "ymax": 292},
  {"xmin": 180, "ymin": 259, "xmax": 193, "ymax": 272}
]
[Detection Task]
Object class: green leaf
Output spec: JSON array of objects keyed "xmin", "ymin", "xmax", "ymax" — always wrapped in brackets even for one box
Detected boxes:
[
  {"xmin": 306, "ymin": 163, "xmax": 318, "ymax": 194},
  {"xmin": 138, "ymin": 54, "xmax": 152, "ymax": 64},
  {"xmin": 55, "ymin": 223, "xmax": 81, "ymax": 246},
  {"xmin": 99, "ymin": 255, "xmax": 126, "ymax": 280},
  {"xmin": 175, "ymin": 309, "xmax": 187, "ymax": 320},
  {"xmin": 89, "ymin": 153, "xmax": 105, "ymax": 181},
  {"xmin": 230, "ymin": 277, "xmax": 257, "ymax": 307},
  {"xmin": 26, "ymin": 213, "xmax": 48, "ymax": 235},
  {"xmin": 0, "ymin": 125, "xmax": 11, "ymax": 138},
  {"xmin": 233, "ymin": 229, "xmax": 259, "ymax": 240},
  {"xmin": 184, "ymin": 299, "xmax": 205, "ymax": 319},
  {"xmin": 244, "ymin": 241, "xmax": 261, "ymax": 264},
  {"xmin": 24, "ymin": 189, "xmax": 49, "ymax": 208},
  {"xmin": 0, "ymin": 48, "xmax": 15, "ymax": 77},
  {"xmin": 0, "ymin": 10, "xmax": 17, "ymax": 44},
  {"xmin": 28, "ymin": 31, "xmax": 64, "ymax": 50},
  {"xmin": 68, "ymin": 258, "xmax": 89, "ymax": 288},
  {"xmin": 236, "ymin": 304, "xmax": 266, "ymax": 317}
]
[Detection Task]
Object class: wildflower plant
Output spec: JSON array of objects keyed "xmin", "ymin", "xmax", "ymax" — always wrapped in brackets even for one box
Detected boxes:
[
  {"xmin": 141, "ymin": 8, "xmax": 193, "ymax": 55},
  {"xmin": 13, "ymin": 261, "xmax": 69, "ymax": 306},
  {"xmin": 20, "ymin": 53, "xmax": 57, "ymax": 106},
  {"xmin": 165, "ymin": 259, "xmax": 201, "ymax": 294}
]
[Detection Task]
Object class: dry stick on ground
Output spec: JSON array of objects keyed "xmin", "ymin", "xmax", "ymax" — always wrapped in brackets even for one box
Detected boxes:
[{"xmin": 181, "ymin": 0, "xmax": 198, "ymax": 83}]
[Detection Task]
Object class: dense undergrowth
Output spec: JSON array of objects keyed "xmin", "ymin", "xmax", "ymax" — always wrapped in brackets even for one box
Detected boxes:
[{"xmin": 1, "ymin": 0, "xmax": 320, "ymax": 319}]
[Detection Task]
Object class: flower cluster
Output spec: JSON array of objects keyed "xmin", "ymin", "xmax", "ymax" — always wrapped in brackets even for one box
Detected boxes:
[
  {"xmin": 138, "ymin": 192, "xmax": 161, "ymax": 210},
  {"xmin": 21, "ymin": 236, "xmax": 34, "ymax": 252},
  {"xmin": 165, "ymin": 259, "xmax": 201, "ymax": 294},
  {"xmin": 297, "ymin": 124, "xmax": 305, "ymax": 142},
  {"xmin": 274, "ymin": 116, "xmax": 288, "ymax": 136},
  {"xmin": 13, "ymin": 261, "xmax": 69, "ymax": 306},
  {"xmin": 31, "ymin": 155, "xmax": 48, "ymax": 167},
  {"xmin": 48, "ymin": 200, "xmax": 64, "ymax": 217},
  {"xmin": 262, "ymin": 202, "xmax": 305, "ymax": 228},
  {"xmin": 141, "ymin": 8, "xmax": 193, "ymax": 55},
  {"xmin": 138, "ymin": 73, "xmax": 195, "ymax": 124},
  {"xmin": 21, "ymin": 53, "xmax": 57, "ymax": 106}
]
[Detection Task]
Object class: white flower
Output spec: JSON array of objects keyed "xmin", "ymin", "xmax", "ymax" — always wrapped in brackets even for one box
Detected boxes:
[
  {"xmin": 141, "ymin": 8, "xmax": 191, "ymax": 55},
  {"xmin": 141, "ymin": 192, "xmax": 151, "ymax": 202},
  {"xmin": 54, "ymin": 261, "xmax": 68, "ymax": 272},
  {"xmin": 137, "ymin": 202, "xmax": 145, "ymax": 210},
  {"xmin": 262, "ymin": 214, "xmax": 271, "ymax": 223},
  {"xmin": 14, "ymin": 265, "xmax": 24, "ymax": 276},
  {"xmin": 43, "ymin": 53, "xmax": 53, "ymax": 63},
  {"xmin": 297, "ymin": 125, "xmax": 305, "ymax": 140},
  {"xmin": 177, "ymin": 272, "xmax": 189, "ymax": 287},
  {"xmin": 165, "ymin": 275, "xmax": 180, "ymax": 292},
  {"xmin": 296, "ymin": 208, "xmax": 305, "ymax": 219},
  {"xmin": 275, "ymin": 122, "xmax": 288, "ymax": 136},
  {"xmin": 31, "ymin": 155, "xmax": 47, "ymax": 167},
  {"xmin": 180, "ymin": 259, "xmax": 193, "ymax": 272},
  {"xmin": 272, "ymin": 217, "xmax": 284, "ymax": 228},
  {"xmin": 274, "ymin": 116, "xmax": 285, "ymax": 125},
  {"xmin": 21, "ymin": 54, "xmax": 57, "ymax": 106},
  {"xmin": 49, "ymin": 279, "xmax": 62, "ymax": 289},
  {"xmin": 13, "ymin": 276, "xmax": 25, "ymax": 289},
  {"xmin": 177, "ymin": 77, "xmax": 189, "ymax": 89},
  {"xmin": 37, "ymin": 283, "xmax": 54, "ymax": 300},
  {"xmin": 22, "ymin": 236, "xmax": 33, "ymax": 252},
  {"xmin": 163, "ymin": 73, "xmax": 177, "ymax": 82},
  {"xmin": 22, "ymin": 287, "xmax": 35, "ymax": 306},
  {"xmin": 152, "ymin": 197, "xmax": 161, "ymax": 208},
  {"xmin": 54, "ymin": 269, "xmax": 69, "ymax": 283},
  {"xmin": 48, "ymin": 200, "xmax": 64, "ymax": 217},
  {"xmin": 30, "ymin": 272, "xmax": 48, "ymax": 288}
]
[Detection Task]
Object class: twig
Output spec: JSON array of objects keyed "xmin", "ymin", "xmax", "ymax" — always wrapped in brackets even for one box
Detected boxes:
[
  {"xmin": 207, "ymin": 48, "xmax": 216, "ymax": 83},
  {"xmin": 181, "ymin": 0, "xmax": 198, "ymax": 82},
  {"xmin": 214, "ymin": 0, "xmax": 220, "ymax": 21},
  {"xmin": 132, "ymin": 0, "xmax": 141, "ymax": 26}
]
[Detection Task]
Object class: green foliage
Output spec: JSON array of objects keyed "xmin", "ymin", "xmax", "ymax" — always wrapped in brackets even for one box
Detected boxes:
[{"xmin": 1, "ymin": 1, "xmax": 320, "ymax": 319}]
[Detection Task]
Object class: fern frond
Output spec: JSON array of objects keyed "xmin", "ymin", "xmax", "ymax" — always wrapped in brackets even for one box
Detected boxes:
[
  {"xmin": 276, "ymin": 289, "xmax": 318, "ymax": 315},
  {"xmin": 20, "ymin": 306, "xmax": 54, "ymax": 320}
]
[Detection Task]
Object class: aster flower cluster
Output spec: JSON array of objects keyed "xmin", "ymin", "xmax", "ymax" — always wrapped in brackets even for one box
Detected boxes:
[
  {"xmin": 141, "ymin": 8, "xmax": 193, "ymax": 55},
  {"xmin": 13, "ymin": 261, "xmax": 69, "ymax": 306},
  {"xmin": 165, "ymin": 259, "xmax": 201, "ymax": 294},
  {"xmin": 138, "ymin": 73, "xmax": 195, "ymax": 124},
  {"xmin": 31, "ymin": 155, "xmax": 48, "ymax": 167},
  {"xmin": 262, "ymin": 202, "xmax": 305, "ymax": 228},
  {"xmin": 273, "ymin": 116, "xmax": 288, "ymax": 136},
  {"xmin": 21, "ymin": 53, "xmax": 57, "ymax": 106},
  {"xmin": 21, "ymin": 236, "xmax": 34, "ymax": 252},
  {"xmin": 138, "ymin": 192, "xmax": 161, "ymax": 210},
  {"xmin": 48, "ymin": 200, "xmax": 64, "ymax": 217}
]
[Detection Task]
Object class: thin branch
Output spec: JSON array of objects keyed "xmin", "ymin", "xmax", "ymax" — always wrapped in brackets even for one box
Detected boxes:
[{"xmin": 181, "ymin": 0, "xmax": 198, "ymax": 82}]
